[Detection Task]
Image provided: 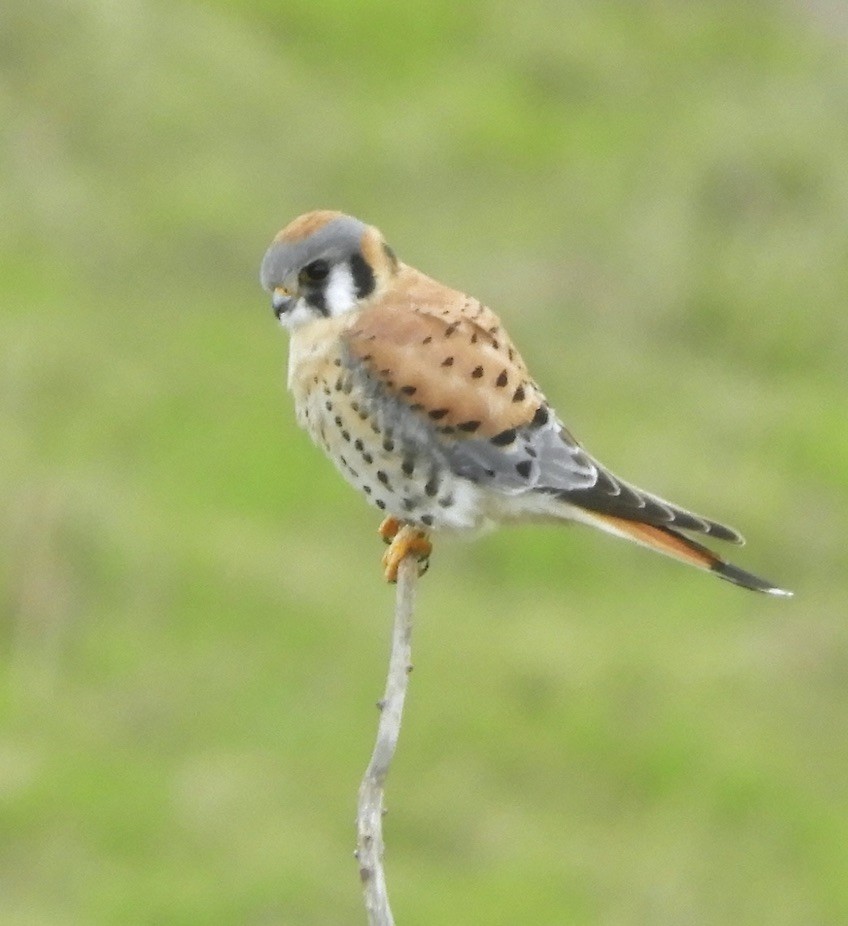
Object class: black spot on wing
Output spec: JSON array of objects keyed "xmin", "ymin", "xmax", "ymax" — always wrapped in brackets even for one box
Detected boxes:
[
  {"xmin": 515, "ymin": 459, "xmax": 533, "ymax": 479},
  {"xmin": 531, "ymin": 405, "xmax": 549, "ymax": 427},
  {"xmin": 491, "ymin": 428, "xmax": 517, "ymax": 446}
]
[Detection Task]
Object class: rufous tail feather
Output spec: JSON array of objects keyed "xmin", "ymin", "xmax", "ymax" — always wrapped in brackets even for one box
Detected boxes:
[{"xmin": 586, "ymin": 512, "xmax": 792, "ymax": 596}]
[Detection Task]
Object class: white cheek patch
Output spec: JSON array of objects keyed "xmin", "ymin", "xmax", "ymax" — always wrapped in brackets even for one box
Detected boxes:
[
  {"xmin": 324, "ymin": 263, "xmax": 357, "ymax": 316},
  {"xmin": 278, "ymin": 299, "xmax": 317, "ymax": 331}
]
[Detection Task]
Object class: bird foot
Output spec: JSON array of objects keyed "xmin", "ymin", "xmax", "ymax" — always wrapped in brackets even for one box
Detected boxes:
[
  {"xmin": 379, "ymin": 520, "xmax": 432, "ymax": 583},
  {"xmin": 378, "ymin": 516, "xmax": 402, "ymax": 545}
]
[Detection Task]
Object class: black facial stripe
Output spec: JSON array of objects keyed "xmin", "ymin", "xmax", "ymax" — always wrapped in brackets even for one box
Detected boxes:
[
  {"xmin": 305, "ymin": 289, "xmax": 329, "ymax": 316},
  {"xmin": 349, "ymin": 252, "xmax": 376, "ymax": 299},
  {"xmin": 303, "ymin": 258, "xmax": 330, "ymax": 281},
  {"xmin": 382, "ymin": 242, "xmax": 399, "ymax": 271}
]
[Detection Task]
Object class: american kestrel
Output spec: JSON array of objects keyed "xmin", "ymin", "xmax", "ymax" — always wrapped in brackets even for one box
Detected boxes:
[{"xmin": 260, "ymin": 210, "xmax": 791, "ymax": 596}]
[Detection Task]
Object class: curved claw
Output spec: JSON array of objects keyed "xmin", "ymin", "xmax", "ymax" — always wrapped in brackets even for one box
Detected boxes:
[
  {"xmin": 381, "ymin": 524, "xmax": 432, "ymax": 583},
  {"xmin": 378, "ymin": 516, "xmax": 402, "ymax": 545}
]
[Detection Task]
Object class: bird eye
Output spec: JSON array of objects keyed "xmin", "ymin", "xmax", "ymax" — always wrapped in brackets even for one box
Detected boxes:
[{"xmin": 300, "ymin": 259, "xmax": 330, "ymax": 283}]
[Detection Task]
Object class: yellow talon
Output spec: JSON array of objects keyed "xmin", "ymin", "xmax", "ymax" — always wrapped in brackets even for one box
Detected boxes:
[
  {"xmin": 378, "ymin": 516, "xmax": 402, "ymax": 545},
  {"xmin": 380, "ymin": 523, "xmax": 432, "ymax": 583}
]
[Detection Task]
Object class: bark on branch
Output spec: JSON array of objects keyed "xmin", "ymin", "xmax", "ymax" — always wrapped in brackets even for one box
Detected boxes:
[{"xmin": 355, "ymin": 545, "xmax": 419, "ymax": 925}]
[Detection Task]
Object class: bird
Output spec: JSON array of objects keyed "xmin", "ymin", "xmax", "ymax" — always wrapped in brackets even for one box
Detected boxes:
[{"xmin": 260, "ymin": 210, "xmax": 791, "ymax": 596}]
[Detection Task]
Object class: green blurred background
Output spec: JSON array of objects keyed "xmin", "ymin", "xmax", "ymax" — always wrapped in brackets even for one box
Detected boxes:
[{"xmin": 2, "ymin": 1, "xmax": 846, "ymax": 923}]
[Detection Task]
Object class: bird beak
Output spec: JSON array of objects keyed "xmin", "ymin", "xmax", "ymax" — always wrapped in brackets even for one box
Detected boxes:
[
  {"xmin": 271, "ymin": 278, "xmax": 297, "ymax": 318},
  {"xmin": 272, "ymin": 286, "xmax": 291, "ymax": 315}
]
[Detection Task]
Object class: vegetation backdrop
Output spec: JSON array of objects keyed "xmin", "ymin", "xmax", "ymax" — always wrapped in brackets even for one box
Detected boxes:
[{"xmin": 2, "ymin": 1, "xmax": 846, "ymax": 923}]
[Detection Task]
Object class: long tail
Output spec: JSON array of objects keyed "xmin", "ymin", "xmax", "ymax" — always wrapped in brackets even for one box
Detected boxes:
[{"xmin": 582, "ymin": 511, "xmax": 792, "ymax": 596}]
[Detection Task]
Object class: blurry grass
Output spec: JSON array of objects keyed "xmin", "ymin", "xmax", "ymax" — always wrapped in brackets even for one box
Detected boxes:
[{"xmin": 1, "ymin": 0, "xmax": 847, "ymax": 923}]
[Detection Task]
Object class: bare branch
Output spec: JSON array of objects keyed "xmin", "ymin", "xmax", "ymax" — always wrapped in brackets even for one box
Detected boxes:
[{"xmin": 355, "ymin": 538, "xmax": 420, "ymax": 925}]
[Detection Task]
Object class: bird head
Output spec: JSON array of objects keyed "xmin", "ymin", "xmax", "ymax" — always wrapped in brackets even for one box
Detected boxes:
[{"xmin": 260, "ymin": 210, "xmax": 399, "ymax": 330}]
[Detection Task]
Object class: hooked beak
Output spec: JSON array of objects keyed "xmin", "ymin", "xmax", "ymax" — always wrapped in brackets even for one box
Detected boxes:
[
  {"xmin": 271, "ymin": 274, "xmax": 297, "ymax": 318},
  {"xmin": 272, "ymin": 285, "xmax": 294, "ymax": 318}
]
